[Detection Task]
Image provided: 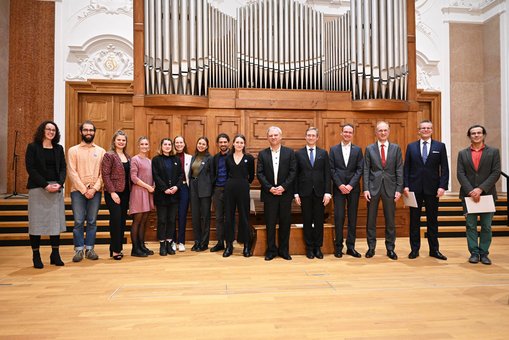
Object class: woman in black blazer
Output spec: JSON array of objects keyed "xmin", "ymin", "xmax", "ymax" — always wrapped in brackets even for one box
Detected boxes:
[
  {"xmin": 189, "ymin": 137, "xmax": 213, "ymax": 251},
  {"xmin": 25, "ymin": 120, "xmax": 66, "ymax": 269},
  {"xmin": 152, "ymin": 138, "xmax": 183, "ymax": 256}
]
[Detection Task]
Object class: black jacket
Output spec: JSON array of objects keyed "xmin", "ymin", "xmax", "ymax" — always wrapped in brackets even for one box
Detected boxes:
[
  {"xmin": 152, "ymin": 154, "xmax": 183, "ymax": 205},
  {"xmin": 25, "ymin": 142, "xmax": 66, "ymax": 189}
]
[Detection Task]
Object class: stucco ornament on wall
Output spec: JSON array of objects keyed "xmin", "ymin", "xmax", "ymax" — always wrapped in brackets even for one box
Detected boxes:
[{"xmin": 78, "ymin": 0, "xmax": 133, "ymax": 20}]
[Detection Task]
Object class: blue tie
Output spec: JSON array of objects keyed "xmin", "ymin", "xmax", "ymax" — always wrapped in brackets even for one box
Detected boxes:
[
  {"xmin": 309, "ymin": 148, "xmax": 314, "ymax": 166},
  {"xmin": 422, "ymin": 141, "xmax": 428, "ymax": 163}
]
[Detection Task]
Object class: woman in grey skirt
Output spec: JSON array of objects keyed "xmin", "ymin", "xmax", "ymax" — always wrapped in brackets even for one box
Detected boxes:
[{"xmin": 25, "ymin": 121, "xmax": 67, "ymax": 269}]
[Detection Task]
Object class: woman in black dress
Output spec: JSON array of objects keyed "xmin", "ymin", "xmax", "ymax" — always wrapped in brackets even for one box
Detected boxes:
[{"xmin": 223, "ymin": 134, "xmax": 255, "ymax": 257}]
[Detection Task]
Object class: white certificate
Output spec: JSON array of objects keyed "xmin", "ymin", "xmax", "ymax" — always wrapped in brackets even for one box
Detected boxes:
[
  {"xmin": 465, "ymin": 195, "xmax": 496, "ymax": 214},
  {"xmin": 403, "ymin": 191, "xmax": 418, "ymax": 208}
]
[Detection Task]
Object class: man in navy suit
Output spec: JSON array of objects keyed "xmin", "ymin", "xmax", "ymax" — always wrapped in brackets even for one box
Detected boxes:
[
  {"xmin": 329, "ymin": 124, "xmax": 364, "ymax": 258},
  {"xmin": 403, "ymin": 120, "xmax": 449, "ymax": 260},
  {"xmin": 257, "ymin": 126, "xmax": 297, "ymax": 261},
  {"xmin": 294, "ymin": 127, "xmax": 331, "ymax": 259}
]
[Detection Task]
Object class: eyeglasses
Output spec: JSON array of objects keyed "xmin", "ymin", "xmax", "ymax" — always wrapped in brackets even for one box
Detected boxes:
[{"xmin": 45, "ymin": 128, "xmax": 56, "ymax": 132}]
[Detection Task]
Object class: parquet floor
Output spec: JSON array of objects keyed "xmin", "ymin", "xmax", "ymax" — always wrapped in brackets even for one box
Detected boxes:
[{"xmin": 1, "ymin": 237, "xmax": 508, "ymax": 339}]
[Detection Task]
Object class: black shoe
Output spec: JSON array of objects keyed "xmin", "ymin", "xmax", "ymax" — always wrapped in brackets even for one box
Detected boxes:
[
  {"xmin": 429, "ymin": 251, "xmax": 447, "ymax": 260},
  {"xmin": 197, "ymin": 245, "xmax": 208, "ymax": 252},
  {"xmin": 131, "ymin": 242, "xmax": 148, "ymax": 257},
  {"xmin": 346, "ymin": 248, "xmax": 361, "ymax": 258},
  {"xmin": 334, "ymin": 250, "xmax": 343, "ymax": 258},
  {"xmin": 387, "ymin": 250, "xmax": 398, "ymax": 260},
  {"xmin": 365, "ymin": 249, "xmax": 375, "ymax": 258},
  {"xmin": 243, "ymin": 246, "xmax": 252, "ymax": 257},
  {"xmin": 306, "ymin": 248, "xmax": 315, "ymax": 259},
  {"xmin": 265, "ymin": 253, "xmax": 276, "ymax": 261},
  {"xmin": 159, "ymin": 242, "xmax": 168, "ymax": 256},
  {"xmin": 166, "ymin": 241, "xmax": 176, "ymax": 255},
  {"xmin": 408, "ymin": 250, "xmax": 419, "ymax": 259},
  {"xmin": 140, "ymin": 243, "xmax": 154, "ymax": 256},
  {"xmin": 210, "ymin": 242, "xmax": 225, "ymax": 252},
  {"xmin": 112, "ymin": 254, "xmax": 123, "ymax": 260},
  {"xmin": 279, "ymin": 253, "xmax": 292, "ymax": 260},
  {"xmin": 314, "ymin": 248, "xmax": 323, "ymax": 259},
  {"xmin": 33, "ymin": 251, "xmax": 43, "ymax": 269},
  {"xmin": 469, "ymin": 253, "xmax": 480, "ymax": 264},
  {"xmin": 191, "ymin": 242, "xmax": 200, "ymax": 251},
  {"xmin": 223, "ymin": 244, "xmax": 233, "ymax": 257},
  {"xmin": 50, "ymin": 250, "xmax": 65, "ymax": 266},
  {"xmin": 480, "ymin": 254, "xmax": 492, "ymax": 265}
]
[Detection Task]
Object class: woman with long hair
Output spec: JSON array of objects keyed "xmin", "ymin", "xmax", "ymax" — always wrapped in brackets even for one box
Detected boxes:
[
  {"xmin": 189, "ymin": 137, "xmax": 213, "ymax": 251},
  {"xmin": 152, "ymin": 138, "xmax": 183, "ymax": 256},
  {"xmin": 173, "ymin": 135, "xmax": 192, "ymax": 252},
  {"xmin": 129, "ymin": 136, "xmax": 155, "ymax": 257},
  {"xmin": 101, "ymin": 130, "xmax": 131, "ymax": 260},
  {"xmin": 25, "ymin": 121, "xmax": 66, "ymax": 268},
  {"xmin": 223, "ymin": 134, "xmax": 255, "ymax": 257}
]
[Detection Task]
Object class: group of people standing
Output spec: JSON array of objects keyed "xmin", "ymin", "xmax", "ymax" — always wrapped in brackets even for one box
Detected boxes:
[{"xmin": 24, "ymin": 119, "xmax": 501, "ymax": 269}]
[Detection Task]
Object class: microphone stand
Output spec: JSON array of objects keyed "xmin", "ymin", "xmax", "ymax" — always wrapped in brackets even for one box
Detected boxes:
[{"xmin": 5, "ymin": 130, "xmax": 28, "ymax": 199}]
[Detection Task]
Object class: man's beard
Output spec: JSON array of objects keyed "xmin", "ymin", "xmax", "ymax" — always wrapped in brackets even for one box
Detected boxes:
[{"xmin": 82, "ymin": 134, "xmax": 94, "ymax": 143}]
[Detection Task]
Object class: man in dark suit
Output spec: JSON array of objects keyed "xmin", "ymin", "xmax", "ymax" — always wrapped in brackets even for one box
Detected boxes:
[
  {"xmin": 363, "ymin": 121, "xmax": 403, "ymax": 260},
  {"xmin": 403, "ymin": 120, "xmax": 449, "ymax": 260},
  {"xmin": 294, "ymin": 127, "xmax": 331, "ymax": 259},
  {"xmin": 257, "ymin": 126, "xmax": 297, "ymax": 261},
  {"xmin": 329, "ymin": 123, "xmax": 364, "ymax": 258},
  {"xmin": 457, "ymin": 124, "xmax": 500, "ymax": 265}
]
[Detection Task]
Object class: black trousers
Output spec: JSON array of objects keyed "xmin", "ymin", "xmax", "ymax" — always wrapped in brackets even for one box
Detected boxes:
[
  {"xmin": 190, "ymin": 179, "xmax": 211, "ymax": 247},
  {"xmin": 263, "ymin": 194, "xmax": 293, "ymax": 256},
  {"xmin": 333, "ymin": 190, "xmax": 360, "ymax": 251},
  {"xmin": 366, "ymin": 190, "xmax": 396, "ymax": 251},
  {"xmin": 156, "ymin": 204, "xmax": 178, "ymax": 241},
  {"xmin": 409, "ymin": 193, "xmax": 440, "ymax": 253},
  {"xmin": 300, "ymin": 194, "xmax": 324, "ymax": 249},
  {"xmin": 224, "ymin": 179, "xmax": 251, "ymax": 244},
  {"xmin": 105, "ymin": 191, "xmax": 129, "ymax": 253},
  {"xmin": 212, "ymin": 186, "xmax": 226, "ymax": 242}
]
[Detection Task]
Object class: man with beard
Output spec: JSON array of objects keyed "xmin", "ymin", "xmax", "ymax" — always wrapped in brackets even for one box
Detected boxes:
[
  {"xmin": 210, "ymin": 133, "xmax": 230, "ymax": 252},
  {"xmin": 67, "ymin": 121, "xmax": 106, "ymax": 262}
]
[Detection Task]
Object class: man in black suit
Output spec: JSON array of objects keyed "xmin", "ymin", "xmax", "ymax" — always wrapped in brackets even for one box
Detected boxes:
[
  {"xmin": 257, "ymin": 126, "xmax": 297, "ymax": 261},
  {"xmin": 210, "ymin": 133, "xmax": 230, "ymax": 252},
  {"xmin": 403, "ymin": 120, "xmax": 449, "ymax": 260},
  {"xmin": 457, "ymin": 124, "xmax": 501, "ymax": 265},
  {"xmin": 329, "ymin": 123, "xmax": 364, "ymax": 258},
  {"xmin": 363, "ymin": 121, "xmax": 403, "ymax": 260},
  {"xmin": 294, "ymin": 127, "xmax": 331, "ymax": 259}
]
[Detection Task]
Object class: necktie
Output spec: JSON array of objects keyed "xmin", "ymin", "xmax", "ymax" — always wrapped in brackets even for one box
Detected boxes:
[
  {"xmin": 309, "ymin": 148, "xmax": 314, "ymax": 166},
  {"xmin": 422, "ymin": 141, "xmax": 428, "ymax": 163},
  {"xmin": 381, "ymin": 144, "xmax": 386, "ymax": 167}
]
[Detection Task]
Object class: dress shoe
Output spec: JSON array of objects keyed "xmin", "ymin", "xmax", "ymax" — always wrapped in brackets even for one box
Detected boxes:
[
  {"xmin": 191, "ymin": 242, "xmax": 200, "ymax": 251},
  {"xmin": 50, "ymin": 249, "xmax": 65, "ymax": 266},
  {"xmin": 346, "ymin": 248, "xmax": 361, "ymax": 258},
  {"xmin": 264, "ymin": 253, "xmax": 276, "ymax": 261},
  {"xmin": 480, "ymin": 254, "xmax": 492, "ymax": 265},
  {"xmin": 429, "ymin": 251, "xmax": 447, "ymax": 260},
  {"xmin": 222, "ymin": 246, "xmax": 233, "ymax": 258},
  {"xmin": 365, "ymin": 249, "xmax": 375, "ymax": 258},
  {"xmin": 334, "ymin": 250, "xmax": 343, "ymax": 258},
  {"xmin": 159, "ymin": 242, "xmax": 168, "ymax": 256},
  {"xmin": 314, "ymin": 248, "xmax": 324, "ymax": 259},
  {"xmin": 408, "ymin": 250, "xmax": 419, "ymax": 259},
  {"xmin": 243, "ymin": 246, "xmax": 252, "ymax": 257},
  {"xmin": 468, "ymin": 253, "xmax": 480, "ymax": 264},
  {"xmin": 280, "ymin": 253, "xmax": 292, "ymax": 260},
  {"xmin": 199, "ymin": 245, "xmax": 208, "ymax": 251},
  {"xmin": 210, "ymin": 242, "xmax": 225, "ymax": 252},
  {"xmin": 306, "ymin": 249, "xmax": 315, "ymax": 259},
  {"xmin": 387, "ymin": 250, "xmax": 398, "ymax": 260}
]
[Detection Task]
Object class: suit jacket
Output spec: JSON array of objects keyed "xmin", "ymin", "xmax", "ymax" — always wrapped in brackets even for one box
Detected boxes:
[
  {"xmin": 257, "ymin": 145, "xmax": 297, "ymax": 202},
  {"xmin": 329, "ymin": 143, "xmax": 363, "ymax": 195},
  {"xmin": 457, "ymin": 145, "xmax": 501, "ymax": 200},
  {"xmin": 188, "ymin": 153, "xmax": 214, "ymax": 197},
  {"xmin": 211, "ymin": 152, "xmax": 229, "ymax": 186},
  {"xmin": 294, "ymin": 146, "xmax": 331, "ymax": 197},
  {"xmin": 25, "ymin": 142, "xmax": 66, "ymax": 189},
  {"xmin": 101, "ymin": 151, "xmax": 131, "ymax": 193},
  {"xmin": 363, "ymin": 142, "xmax": 403, "ymax": 196},
  {"xmin": 152, "ymin": 154, "xmax": 184, "ymax": 205},
  {"xmin": 403, "ymin": 139, "xmax": 449, "ymax": 195}
]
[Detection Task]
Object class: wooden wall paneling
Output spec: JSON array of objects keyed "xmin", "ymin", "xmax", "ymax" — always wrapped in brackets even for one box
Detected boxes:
[
  {"xmin": 213, "ymin": 116, "xmax": 241, "ymax": 148},
  {"xmin": 182, "ymin": 115, "xmax": 207, "ymax": 155},
  {"xmin": 79, "ymin": 94, "xmax": 113, "ymax": 150},
  {"xmin": 147, "ymin": 114, "xmax": 173, "ymax": 157},
  {"xmin": 115, "ymin": 95, "xmax": 136, "ymax": 156}
]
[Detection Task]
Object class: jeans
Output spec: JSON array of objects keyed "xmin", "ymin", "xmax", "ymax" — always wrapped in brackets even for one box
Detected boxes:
[
  {"xmin": 71, "ymin": 191, "xmax": 101, "ymax": 250},
  {"xmin": 465, "ymin": 212, "xmax": 494, "ymax": 256}
]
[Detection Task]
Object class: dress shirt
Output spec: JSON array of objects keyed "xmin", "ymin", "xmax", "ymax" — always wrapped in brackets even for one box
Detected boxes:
[
  {"xmin": 271, "ymin": 146, "xmax": 280, "ymax": 185},
  {"xmin": 67, "ymin": 142, "xmax": 106, "ymax": 194},
  {"xmin": 377, "ymin": 141, "xmax": 390, "ymax": 159},
  {"xmin": 341, "ymin": 142, "xmax": 351, "ymax": 166}
]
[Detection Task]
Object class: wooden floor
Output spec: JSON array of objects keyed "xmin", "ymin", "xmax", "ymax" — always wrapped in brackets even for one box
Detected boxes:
[{"xmin": 1, "ymin": 237, "xmax": 508, "ymax": 339}]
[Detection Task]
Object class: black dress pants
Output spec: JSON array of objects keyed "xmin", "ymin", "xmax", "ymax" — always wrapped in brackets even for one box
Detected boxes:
[{"xmin": 105, "ymin": 190, "xmax": 129, "ymax": 253}]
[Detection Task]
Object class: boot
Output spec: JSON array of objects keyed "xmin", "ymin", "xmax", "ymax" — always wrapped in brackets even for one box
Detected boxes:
[
  {"xmin": 243, "ymin": 244, "xmax": 252, "ymax": 258},
  {"xmin": 139, "ymin": 237, "xmax": 154, "ymax": 255},
  {"xmin": 222, "ymin": 242, "xmax": 233, "ymax": 257},
  {"xmin": 159, "ymin": 241, "xmax": 167, "ymax": 256},
  {"xmin": 166, "ymin": 241, "xmax": 176, "ymax": 255},
  {"xmin": 50, "ymin": 248, "xmax": 65, "ymax": 266},
  {"xmin": 32, "ymin": 249, "xmax": 43, "ymax": 269},
  {"xmin": 131, "ymin": 241, "xmax": 148, "ymax": 257}
]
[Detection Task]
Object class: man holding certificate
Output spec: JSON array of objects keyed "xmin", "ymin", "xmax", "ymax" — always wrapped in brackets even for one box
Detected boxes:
[
  {"xmin": 403, "ymin": 120, "xmax": 449, "ymax": 260},
  {"xmin": 457, "ymin": 125, "xmax": 501, "ymax": 265}
]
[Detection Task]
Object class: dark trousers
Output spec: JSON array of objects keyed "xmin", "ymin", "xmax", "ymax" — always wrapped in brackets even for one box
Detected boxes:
[
  {"xmin": 264, "ymin": 194, "xmax": 293, "ymax": 256},
  {"xmin": 213, "ymin": 186, "xmax": 226, "ymax": 242},
  {"xmin": 300, "ymin": 194, "xmax": 324, "ymax": 249},
  {"xmin": 190, "ymin": 179, "xmax": 211, "ymax": 247},
  {"xmin": 156, "ymin": 204, "xmax": 178, "ymax": 241},
  {"xmin": 175, "ymin": 184, "xmax": 189, "ymax": 244},
  {"xmin": 224, "ymin": 179, "xmax": 251, "ymax": 244},
  {"xmin": 409, "ymin": 193, "xmax": 440, "ymax": 253},
  {"xmin": 333, "ymin": 190, "xmax": 360, "ymax": 251},
  {"xmin": 105, "ymin": 191, "xmax": 129, "ymax": 253},
  {"xmin": 366, "ymin": 190, "xmax": 396, "ymax": 251}
]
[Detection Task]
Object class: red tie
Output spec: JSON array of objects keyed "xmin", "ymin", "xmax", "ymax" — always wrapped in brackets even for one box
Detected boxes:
[{"xmin": 381, "ymin": 144, "xmax": 386, "ymax": 167}]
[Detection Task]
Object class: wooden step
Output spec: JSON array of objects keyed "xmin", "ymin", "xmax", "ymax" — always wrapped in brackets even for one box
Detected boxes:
[
  {"xmin": 0, "ymin": 209, "xmax": 112, "ymax": 217},
  {"xmin": 0, "ymin": 220, "xmax": 132, "ymax": 228},
  {"xmin": 420, "ymin": 225, "xmax": 509, "ymax": 237},
  {"xmin": 421, "ymin": 215, "xmax": 507, "ymax": 223}
]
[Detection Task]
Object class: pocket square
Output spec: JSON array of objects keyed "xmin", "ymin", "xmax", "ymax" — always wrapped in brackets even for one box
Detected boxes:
[{"xmin": 432, "ymin": 151, "xmax": 439, "ymax": 154}]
